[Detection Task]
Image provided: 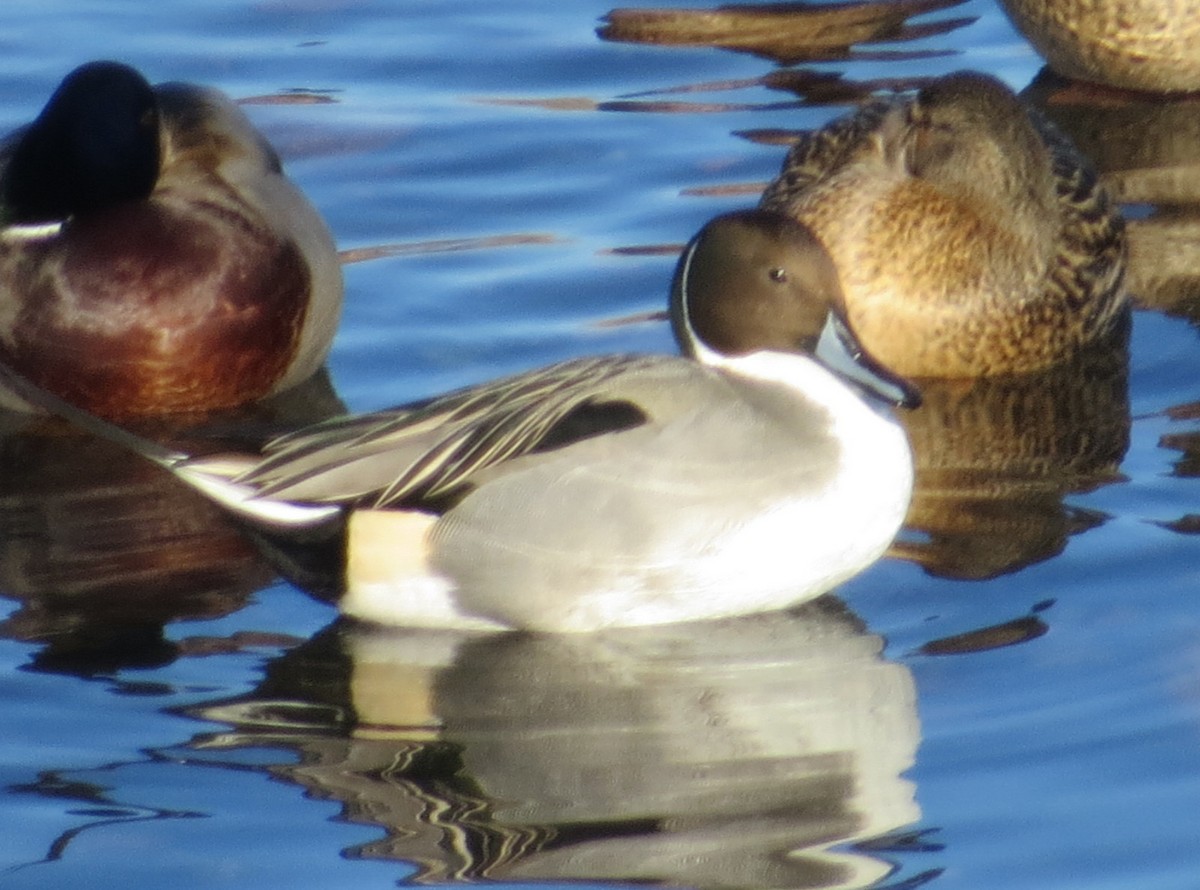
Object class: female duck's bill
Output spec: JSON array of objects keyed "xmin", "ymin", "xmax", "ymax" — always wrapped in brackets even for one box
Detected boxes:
[
  {"xmin": 0, "ymin": 210, "xmax": 918, "ymax": 633},
  {"xmin": 0, "ymin": 60, "xmax": 343, "ymax": 419},
  {"xmin": 760, "ymin": 70, "xmax": 1128, "ymax": 378}
]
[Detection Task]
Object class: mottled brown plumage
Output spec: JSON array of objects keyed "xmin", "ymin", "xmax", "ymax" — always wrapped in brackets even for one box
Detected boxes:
[
  {"xmin": 760, "ymin": 70, "xmax": 1127, "ymax": 377},
  {"xmin": 997, "ymin": 0, "xmax": 1200, "ymax": 94}
]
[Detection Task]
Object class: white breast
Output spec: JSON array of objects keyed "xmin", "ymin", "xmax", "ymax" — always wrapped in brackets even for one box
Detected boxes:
[{"xmin": 662, "ymin": 352, "xmax": 913, "ymax": 620}]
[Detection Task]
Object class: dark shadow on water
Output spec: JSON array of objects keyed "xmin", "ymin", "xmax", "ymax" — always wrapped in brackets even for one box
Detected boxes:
[{"xmin": 4, "ymin": 770, "xmax": 203, "ymax": 877}]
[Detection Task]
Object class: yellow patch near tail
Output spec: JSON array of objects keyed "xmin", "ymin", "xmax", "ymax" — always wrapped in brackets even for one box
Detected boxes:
[
  {"xmin": 346, "ymin": 509, "xmax": 438, "ymax": 589},
  {"xmin": 343, "ymin": 509, "xmax": 504, "ymax": 630}
]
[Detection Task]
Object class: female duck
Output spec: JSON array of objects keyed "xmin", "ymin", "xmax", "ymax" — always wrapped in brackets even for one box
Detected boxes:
[
  {"xmin": 760, "ymin": 70, "xmax": 1127, "ymax": 378},
  {"xmin": 0, "ymin": 210, "xmax": 918, "ymax": 633},
  {"xmin": 996, "ymin": 0, "xmax": 1200, "ymax": 94},
  {"xmin": 0, "ymin": 60, "xmax": 342, "ymax": 419}
]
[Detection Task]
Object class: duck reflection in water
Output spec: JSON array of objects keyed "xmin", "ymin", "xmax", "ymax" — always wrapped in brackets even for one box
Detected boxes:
[
  {"xmin": 0, "ymin": 372, "xmax": 345, "ymax": 674},
  {"xmin": 190, "ymin": 601, "xmax": 921, "ymax": 890},
  {"xmin": 1018, "ymin": 73, "xmax": 1200, "ymax": 545},
  {"xmin": 893, "ymin": 334, "xmax": 1129, "ymax": 579},
  {"xmin": 597, "ymin": 0, "xmax": 973, "ymax": 66}
]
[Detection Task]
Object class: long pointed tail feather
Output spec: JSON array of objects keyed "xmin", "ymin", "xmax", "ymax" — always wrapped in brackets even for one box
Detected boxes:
[{"xmin": 0, "ymin": 360, "xmax": 342, "ymax": 532}]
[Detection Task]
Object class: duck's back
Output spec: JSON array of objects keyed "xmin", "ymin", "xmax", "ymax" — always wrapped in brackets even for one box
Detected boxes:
[
  {"xmin": 997, "ymin": 0, "xmax": 1200, "ymax": 93},
  {"xmin": 423, "ymin": 356, "xmax": 911, "ymax": 631}
]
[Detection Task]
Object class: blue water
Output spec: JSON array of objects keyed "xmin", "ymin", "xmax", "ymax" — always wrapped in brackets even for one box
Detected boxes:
[{"xmin": 4, "ymin": 1, "xmax": 1200, "ymax": 888}]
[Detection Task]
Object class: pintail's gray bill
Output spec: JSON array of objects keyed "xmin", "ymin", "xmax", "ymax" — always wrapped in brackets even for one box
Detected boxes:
[{"xmin": 816, "ymin": 312, "xmax": 921, "ymax": 409}]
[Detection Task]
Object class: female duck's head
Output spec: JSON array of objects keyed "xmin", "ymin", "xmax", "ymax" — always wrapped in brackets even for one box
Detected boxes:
[{"xmin": 670, "ymin": 209, "xmax": 920, "ymax": 409}]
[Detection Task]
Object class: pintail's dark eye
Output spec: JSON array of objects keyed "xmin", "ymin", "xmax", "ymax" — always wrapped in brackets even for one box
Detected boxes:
[{"xmin": 768, "ymin": 267, "xmax": 788, "ymax": 283}]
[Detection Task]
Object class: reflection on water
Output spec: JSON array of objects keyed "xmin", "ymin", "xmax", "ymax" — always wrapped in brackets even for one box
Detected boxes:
[
  {"xmin": 0, "ymin": 372, "xmax": 344, "ymax": 674},
  {"xmin": 598, "ymin": 0, "xmax": 974, "ymax": 64},
  {"xmin": 191, "ymin": 600, "xmax": 919, "ymax": 889},
  {"xmin": 0, "ymin": 427, "xmax": 264, "ymax": 673},
  {"xmin": 893, "ymin": 333, "xmax": 1130, "ymax": 579},
  {"xmin": 917, "ymin": 608, "xmax": 1049, "ymax": 655}
]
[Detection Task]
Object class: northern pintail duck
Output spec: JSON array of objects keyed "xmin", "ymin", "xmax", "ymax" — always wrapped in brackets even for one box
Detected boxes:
[
  {"xmin": 997, "ymin": 0, "xmax": 1200, "ymax": 94},
  {"xmin": 0, "ymin": 210, "xmax": 918, "ymax": 633},
  {"xmin": 760, "ymin": 70, "xmax": 1127, "ymax": 378},
  {"xmin": 0, "ymin": 60, "xmax": 343, "ymax": 419}
]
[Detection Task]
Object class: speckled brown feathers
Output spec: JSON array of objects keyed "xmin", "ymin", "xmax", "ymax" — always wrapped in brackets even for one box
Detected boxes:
[
  {"xmin": 996, "ymin": 0, "xmax": 1200, "ymax": 94},
  {"xmin": 760, "ymin": 71, "xmax": 1127, "ymax": 377}
]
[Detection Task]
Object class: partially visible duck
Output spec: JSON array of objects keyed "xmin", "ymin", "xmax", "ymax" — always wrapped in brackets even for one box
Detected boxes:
[
  {"xmin": 996, "ymin": 0, "xmax": 1200, "ymax": 94},
  {"xmin": 0, "ymin": 60, "xmax": 343, "ymax": 419},
  {"xmin": 760, "ymin": 70, "xmax": 1127, "ymax": 378},
  {"xmin": 0, "ymin": 210, "xmax": 918, "ymax": 633}
]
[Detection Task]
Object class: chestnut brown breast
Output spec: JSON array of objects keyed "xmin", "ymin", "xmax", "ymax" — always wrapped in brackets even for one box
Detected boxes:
[{"xmin": 0, "ymin": 191, "xmax": 310, "ymax": 419}]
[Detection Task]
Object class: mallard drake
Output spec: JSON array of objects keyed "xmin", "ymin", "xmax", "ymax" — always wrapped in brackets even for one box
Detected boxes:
[
  {"xmin": 997, "ymin": 0, "xmax": 1200, "ymax": 94},
  {"xmin": 760, "ymin": 70, "xmax": 1127, "ymax": 377},
  {"xmin": 0, "ymin": 60, "xmax": 343, "ymax": 419},
  {"xmin": 0, "ymin": 210, "xmax": 918, "ymax": 633}
]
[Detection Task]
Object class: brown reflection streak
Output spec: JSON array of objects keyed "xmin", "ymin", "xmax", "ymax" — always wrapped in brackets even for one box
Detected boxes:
[
  {"xmin": 237, "ymin": 93, "xmax": 340, "ymax": 105},
  {"xmin": 890, "ymin": 335, "xmax": 1130, "ymax": 580},
  {"xmin": 624, "ymin": 70, "xmax": 936, "ymax": 104},
  {"xmin": 598, "ymin": 99, "xmax": 801, "ymax": 113},
  {"xmin": 338, "ymin": 234, "xmax": 562, "ymax": 265},
  {"xmin": 1165, "ymin": 402, "xmax": 1200, "ymax": 422},
  {"xmin": 736, "ymin": 128, "xmax": 807, "ymax": 146},
  {"xmin": 919, "ymin": 615, "xmax": 1049, "ymax": 656},
  {"xmin": 481, "ymin": 78, "xmax": 942, "ymax": 114},
  {"xmin": 620, "ymin": 75, "xmax": 771, "ymax": 97},
  {"xmin": 760, "ymin": 69, "xmax": 937, "ymax": 100},
  {"xmin": 478, "ymin": 96, "xmax": 803, "ymax": 114},
  {"xmin": 1156, "ymin": 515, "xmax": 1200, "ymax": 535},
  {"xmin": 1159, "ymin": 430, "xmax": 1200, "ymax": 479},
  {"xmin": 681, "ymin": 182, "xmax": 768, "ymax": 197},
  {"xmin": 590, "ymin": 309, "xmax": 671, "ymax": 329},
  {"xmin": 602, "ymin": 244, "xmax": 684, "ymax": 257},
  {"xmin": 598, "ymin": 0, "xmax": 973, "ymax": 65}
]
